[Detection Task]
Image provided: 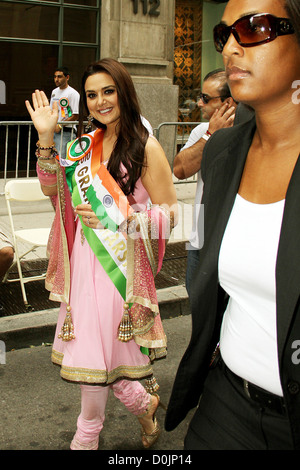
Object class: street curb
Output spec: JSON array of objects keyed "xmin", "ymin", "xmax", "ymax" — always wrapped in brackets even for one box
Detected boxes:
[{"xmin": 0, "ymin": 285, "xmax": 190, "ymax": 351}]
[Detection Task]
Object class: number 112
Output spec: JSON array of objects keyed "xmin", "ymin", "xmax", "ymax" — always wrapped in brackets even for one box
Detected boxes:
[{"xmin": 131, "ymin": 0, "xmax": 160, "ymax": 17}]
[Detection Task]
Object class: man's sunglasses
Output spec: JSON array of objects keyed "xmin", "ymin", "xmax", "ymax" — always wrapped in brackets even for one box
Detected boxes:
[
  {"xmin": 197, "ymin": 93, "xmax": 225, "ymax": 104},
  {"xmin": 213, "ymin": 13, "xmax": 294, "ymax": 53}
]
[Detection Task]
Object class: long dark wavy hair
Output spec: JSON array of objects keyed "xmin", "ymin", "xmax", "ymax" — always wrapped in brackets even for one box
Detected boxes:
[{"xmin": 78, "ymin": 58, "xmax": 149, "ymax": 196}]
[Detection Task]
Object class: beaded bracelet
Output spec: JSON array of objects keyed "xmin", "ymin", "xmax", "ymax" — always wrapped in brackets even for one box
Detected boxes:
[
  {"xmin": 36, "ymin": 141, "xmax": 56, "ymax": 151},
  {"xmin": 35, "ymin": 139, "xmax": 58, "ymax": 160},
  {"xmin": 35, "ymin": 149, "xmax": 58, "ymax": 160}
]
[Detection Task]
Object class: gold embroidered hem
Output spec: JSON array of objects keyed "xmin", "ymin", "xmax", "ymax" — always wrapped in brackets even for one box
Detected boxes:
[
  {"xmin": 148, "ymin": 347, "xmax": 167, "ymax": 361},
  {"xmin": 51, "ymin": 349, "xmax": 154, "ymax": 385}
]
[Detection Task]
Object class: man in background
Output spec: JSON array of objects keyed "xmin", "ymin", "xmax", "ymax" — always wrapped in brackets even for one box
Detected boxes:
[
  {"xmin": 50, "ymin": 66, "xmax": 80, "ymax": 159},
  {"xmin": 173, "ymin": 69, "xmax": 236, "ymax": 294}
]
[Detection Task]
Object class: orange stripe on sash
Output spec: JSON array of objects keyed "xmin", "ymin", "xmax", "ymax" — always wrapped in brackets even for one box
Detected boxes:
[
  {"xmin": 90, "ymin": 129, "xmax": 104, "ymax": 178},
  {"xmin": 96, "ymin": 164, "xmax": 133, "ymax": 219}
]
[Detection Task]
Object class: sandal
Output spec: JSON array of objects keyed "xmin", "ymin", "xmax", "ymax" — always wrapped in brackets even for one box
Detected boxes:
[
  {"xmin": 138, "ymin": 393, "xmax": 161, "ymax": 449},
  {"xmin": 70, "ymin": 436, "xmax": 99, "ymax": 450}
]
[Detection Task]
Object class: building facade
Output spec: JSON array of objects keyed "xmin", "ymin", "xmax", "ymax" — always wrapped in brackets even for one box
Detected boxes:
[{"xmin": 0, "ymin": 0, "xmax": 226, "ymax": 128}]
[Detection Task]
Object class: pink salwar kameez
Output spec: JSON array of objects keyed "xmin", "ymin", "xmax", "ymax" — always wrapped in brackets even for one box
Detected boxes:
[{"xmin": 36, "ymin": 130, "xmax": 168, "ymax": 449}]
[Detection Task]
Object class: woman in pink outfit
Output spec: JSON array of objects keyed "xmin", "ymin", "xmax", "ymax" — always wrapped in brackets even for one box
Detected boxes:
[{"xmin": 25, "ymin": 58, "xmax": 177, "ymax": 450}]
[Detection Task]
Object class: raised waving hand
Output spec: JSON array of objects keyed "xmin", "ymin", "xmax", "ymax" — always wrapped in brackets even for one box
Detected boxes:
[{"xmin": 25, "ymin": 90, "xmax": 58, "ymax": 141}]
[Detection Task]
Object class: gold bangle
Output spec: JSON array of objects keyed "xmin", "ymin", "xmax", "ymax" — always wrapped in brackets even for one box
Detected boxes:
[{"xmin": 37, "ymin": 158, "xmax": 58, "ymax": 174}]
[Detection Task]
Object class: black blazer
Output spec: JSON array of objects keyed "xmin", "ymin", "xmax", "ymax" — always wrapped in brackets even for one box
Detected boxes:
[{"xmin": 165, "ymin": 118, "xmax": 300, "ymax": 448}]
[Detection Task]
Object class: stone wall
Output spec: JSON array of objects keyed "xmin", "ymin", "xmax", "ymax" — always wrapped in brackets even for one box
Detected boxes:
[{"xmin": 100, "ymin": 0, "xmax": 179, "ymax": 163}]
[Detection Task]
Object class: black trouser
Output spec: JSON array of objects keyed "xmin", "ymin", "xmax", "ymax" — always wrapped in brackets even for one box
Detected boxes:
[
  {"xmin": 184, "ymin": 357, "xmax": 294, "ymax": 450},
  {"xmin": 185, "ymin": 249, "xmax": 200, "ymax": 296}
]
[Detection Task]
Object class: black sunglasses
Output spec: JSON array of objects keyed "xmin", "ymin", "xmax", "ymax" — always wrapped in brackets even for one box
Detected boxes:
[
  {"xmin": 197, "ymin": 93, "xmax": 225, "ymax": 104},
  {"xmin": 213, "ymin": 13, "xmax": 295, "ymax": 53}
]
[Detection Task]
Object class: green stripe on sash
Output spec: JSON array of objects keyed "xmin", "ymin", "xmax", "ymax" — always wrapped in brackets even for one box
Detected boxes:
[
  {"xmin": 86, "ymin": 184, "xmax": 119, "ymax": 232},
  {"xmin": 72, "ymin": 178, "xmax": 127, "ymax": 300},
  {"xmin": 65, "ymin": 161, "xmax": 78, "ymax": 193}
]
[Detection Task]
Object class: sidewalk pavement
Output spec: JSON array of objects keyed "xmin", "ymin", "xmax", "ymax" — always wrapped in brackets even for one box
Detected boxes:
[
  {"xmin": 0, "ymin": 315, "xmax": 194, "ymax": 451},
  {"xmin": 0, "ymin": 178, "xmax": 197, "ymax": 452}
]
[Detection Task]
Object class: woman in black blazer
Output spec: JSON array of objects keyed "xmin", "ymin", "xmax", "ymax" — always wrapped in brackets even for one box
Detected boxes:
[{"xmin": 166, "ymin": 0, "xmax": 300, "ymax": 450}]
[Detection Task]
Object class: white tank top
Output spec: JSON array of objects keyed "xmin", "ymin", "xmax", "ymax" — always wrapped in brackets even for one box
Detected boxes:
[{"xmin": 218, "ymin": 194, "xmax": 285, "ymax": 396}]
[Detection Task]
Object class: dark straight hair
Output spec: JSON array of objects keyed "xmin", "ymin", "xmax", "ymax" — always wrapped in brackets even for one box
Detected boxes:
[
  {"xmin": 204, "ymin": 69, "xmax": 232, "ymax": 101},
  {"xmin": 55, "ymin": 66, "xmax": 70, "ymax": 77},
  {"xmin": 78, "ymin": 58, "xmax": 149, "ymax": 196}
]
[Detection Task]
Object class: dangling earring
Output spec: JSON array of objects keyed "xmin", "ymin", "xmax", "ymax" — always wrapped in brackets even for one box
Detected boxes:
[{"xmin": 85, "ymin": 114, "xmax": 94, "ymax": 132}]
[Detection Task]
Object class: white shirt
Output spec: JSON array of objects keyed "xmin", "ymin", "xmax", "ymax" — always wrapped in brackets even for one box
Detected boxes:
[
  {"xmin": 219, "ymin": 194, "xmax": 285, "ymax": 396},
  {"xmin": 50, "ymin": 85, "xmax": 80, "ymax": 128},
  {"xmin": 141, "ymin": 116, "xmax": 153, "ymax": 135},
  {"xmin": 180, "ymin": 122, "xmax": 209, "ymax": 249}
]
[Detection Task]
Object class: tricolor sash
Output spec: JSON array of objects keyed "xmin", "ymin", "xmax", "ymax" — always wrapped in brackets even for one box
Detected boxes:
[
  {"xmin": 86, "ymin": 164, "xmax": 134, "ymax": 232},
  {"xmin": 66, "ymin": 129, "xmax": 129, "ymax": 301}
]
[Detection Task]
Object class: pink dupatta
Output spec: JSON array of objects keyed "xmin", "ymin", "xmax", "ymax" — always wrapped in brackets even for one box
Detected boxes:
[
  {"xmin": 36, "ymin": 162, "xmax": 75, "ymax": 305},
  {"xmin": 123, "ymin": 207, "xmax": 170, "ymax": 360},
  {"xmin": 36, "ymin": 160, "xmax": 172, "ymax": 363}
]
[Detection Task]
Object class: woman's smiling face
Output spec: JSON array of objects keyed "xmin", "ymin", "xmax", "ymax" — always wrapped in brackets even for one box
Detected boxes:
[{"xmin": 85, "ymin": 72, "xmax": 120, "ymax": 127}]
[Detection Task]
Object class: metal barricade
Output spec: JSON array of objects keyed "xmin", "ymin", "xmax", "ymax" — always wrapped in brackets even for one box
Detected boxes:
[
  {"xmin": 0, "ymin": 121, "xmax": 78, "ymax": 193},
  {"xmin": 0, "ymin": 120, "xmax": 202, "ymax": 193},
  {"xmin": 154, "ymin": 121, "xmax": 200, "ymax": 185}
]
